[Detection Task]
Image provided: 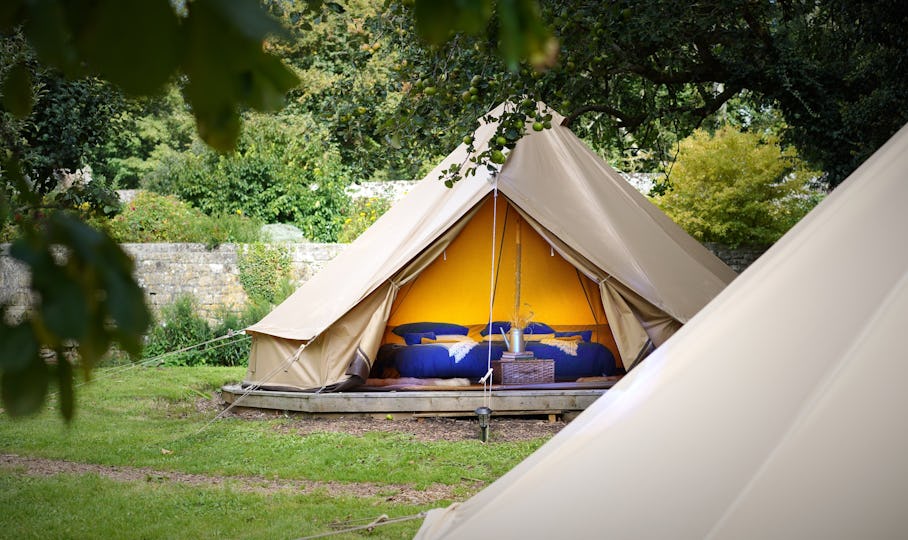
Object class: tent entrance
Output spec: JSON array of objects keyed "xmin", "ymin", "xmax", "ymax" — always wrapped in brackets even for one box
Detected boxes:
[{"xmin": 378, "ymin": 194, "xmax": 623, "ymax": 374}]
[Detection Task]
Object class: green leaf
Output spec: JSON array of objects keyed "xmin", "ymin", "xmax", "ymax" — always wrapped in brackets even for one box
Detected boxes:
[
  {"xmin": 56, "ymin": 357, "xmax": 75, "ymax": 421},
  {"xmin": 200, "ymin": 0, "xmax": 288, "ymax": 42},
  {"xmin": 78, "ymin": 323, "xmax": 112, "ymax": 370},
  {"xmin": 40, "ymin": 276, "xmax": 90, "ymax": 341},
  {"xmin": 1, "ymin": 354, "xmax": 49, "ymax": 418},
  {"xmin": 414, "ymin": 0, "xmax": 492, "ymax": 44},
  {"xmin": 248, "ymin": 54, "xmax": 301, "ymax": 111},
  {"xmin": 2, "ymin": 62, "xmax": 34, "ymax": 118},
  {"xmin": 182, "ymin": 0, "xmax": 296, "ymax": 150},
  {"xmin": 325, "ymin": 2, "xmax": 345, "ymax": 14},
  {"xmin": 74, "ymin": 0, "xmax": 181, "ymax": 95},
  {"xmin": 0, "ymin": 0, "xmax": 25, "ymax": 31},
  {"xmin": 190, "ymin": 99, "xmax": 242, "ymax": 153},
  {"xmin": 22, "ymin": 0, "xmax": 81, "ymax": 76},
  {"xmin": 0, "ymin": 323, "xmax": 39, "ymax": 372}
]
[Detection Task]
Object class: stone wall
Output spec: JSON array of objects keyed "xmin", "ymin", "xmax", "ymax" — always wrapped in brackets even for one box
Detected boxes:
[
  {"xmin": 0, "ymin": 242, "xmax": 346, "ymax": 323},
  {"xmin": 704, "ymin": 243, "xmax": 770, "ymax": 274},
  {"xmin": 2, "ymin": 241, "xmax": 764, "ymax": 323}
]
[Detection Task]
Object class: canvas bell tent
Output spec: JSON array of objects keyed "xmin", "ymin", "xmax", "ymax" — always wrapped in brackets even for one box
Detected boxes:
[
  {"xmin": 414, "ymin": 123, "xmax": 908, "ymax": 539},
  {"xmin": 242, "ymin": 103, "xmax": 735, "ymax": 392}
]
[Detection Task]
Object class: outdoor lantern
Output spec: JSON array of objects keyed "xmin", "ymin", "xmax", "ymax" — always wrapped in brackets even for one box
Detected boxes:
[{"xmin": 475, "ymin": 406, "xmax": 492, "ymax": 442}]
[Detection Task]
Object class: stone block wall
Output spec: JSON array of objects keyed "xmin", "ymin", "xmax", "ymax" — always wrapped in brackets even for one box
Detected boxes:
[
  {"xmin": 1, "ymin": 242, "xmax": 346, "ymax": 323},
  {"xmin": 2, "ymin": 241, "xmax": 762, "ymax": 324},
  {"xmin": 703, "ymin": 243, "xmax": 770, "ymax": 274}
]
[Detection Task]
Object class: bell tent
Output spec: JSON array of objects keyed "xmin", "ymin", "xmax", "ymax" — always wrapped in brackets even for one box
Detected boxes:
[
  {"xmin": 414, "ymin": 122, "xmax": 908, "ymax": 539},
  {"xmin": 243, "ymin": 103, "xmax": 735, "ymax": 392}
]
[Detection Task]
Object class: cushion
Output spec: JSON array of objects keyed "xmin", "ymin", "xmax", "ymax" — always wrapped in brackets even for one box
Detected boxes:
[
  {"xmin": 555, "ymin": 330, "xmax": 593, "ymax": 342},
  {"xmin": 524, "ymin": 322, "xmax": 555, "ymax": 334},
  {"xmin": 479, "ymin": 321, "xmax": 512, "ymax": 336},
  {"xmin": 403, "ymin": 332, "xmax": 435, "ymax": 346},
  {"xmin": 392, "ymin": 322, "xmax": 469, "ymax": 337},
  {"xmin": 433, "ymin": 334, "xmax": 474, "ymax": 343},
  {"xmin": 524, "ymin": 333, "xmax": 556, "ymax": 342}
]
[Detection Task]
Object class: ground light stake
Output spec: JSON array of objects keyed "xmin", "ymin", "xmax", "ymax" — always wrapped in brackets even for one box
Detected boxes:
[{"xmin": 475, "ymin": 406, "xmax": 492, "ymax": 442}]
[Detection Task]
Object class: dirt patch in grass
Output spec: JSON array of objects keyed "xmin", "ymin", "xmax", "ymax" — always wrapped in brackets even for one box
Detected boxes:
[
  {"xmin": 196, "ymin": 395, "xmax": 567, "ymax": 443},
  {"xmin": 0, "ymin": 454, "xmax": 460, "ymax": 505},
  {"xmin": 2, "ymin": 400, "xmax": 565, "ymax": 505}
]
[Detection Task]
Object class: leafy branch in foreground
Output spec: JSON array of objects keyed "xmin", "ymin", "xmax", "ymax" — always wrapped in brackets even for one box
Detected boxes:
[
  {"xmin": 1, "ymin": 210, "xmax": 150, "ymax": 420},
  {"xmin": 0, "ymin": 0, "xmax": 299, "ymax": 420}
]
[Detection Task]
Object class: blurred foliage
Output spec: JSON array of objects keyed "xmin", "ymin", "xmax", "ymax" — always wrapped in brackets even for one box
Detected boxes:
[
  {"xmin": 0, "ymin": 213, "xmax": 151, "ymax": 419},
  {"xmin": 145, "ymin": 113, "xmax": 350, "ymax": 242},
  {"xmin": 655, "ymin": 126, "xmax": 824, "ymax": 247},
  {"xmin": 96, "ymin": 191, "xmax": 262, "ymax": 246},
  {"xmin": 0, "ymin": 0, "xmax": 297, "ymax": 419},
  {"xmin": 266, "ymin": 0, "xmax": 440, "ymax": 182},
  {"xmin": 338, "ymin": 196, "xmax": 391, "ymax": 243},
  {"xmin": 0, "ymin": 0, "xmax": 298, "ymax": 152}
]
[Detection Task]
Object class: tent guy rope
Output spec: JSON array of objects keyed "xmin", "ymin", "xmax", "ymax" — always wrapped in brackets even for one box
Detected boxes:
[{"xmin": 295, "ymin": 512, "xmax": 427, "ymax": 540}]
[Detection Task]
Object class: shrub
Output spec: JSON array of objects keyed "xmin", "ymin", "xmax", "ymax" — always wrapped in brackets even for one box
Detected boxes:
[
  {"xmin": 237, "ymin": 243, "xmax": 292, "ymax": 304},
  {"xmin": 655, "ymin": 126, "xmax": 824, "ymax": 247},
  {"xmin": 100, "ymin": 191, "xmax": 261, "ymax": 245},
  {"xmin": 143, "ymin": 296, "xmax": 249, "ymax": 367},
  {"xmin": 338, "ymin": 196, "xmax": 391, "ymax": 242},
  {"xmin": 145, "ymin": 113, "xmax": 351, "ymax": 242},
  {"xmin": 142, "ymin": 282, "xmax": 296, "ymax": 367}
]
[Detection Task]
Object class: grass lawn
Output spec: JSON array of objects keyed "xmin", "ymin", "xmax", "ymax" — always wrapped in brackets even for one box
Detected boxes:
[{"xmin": 0, "ymin": 366, "xmax": 551, "ymax": 539}]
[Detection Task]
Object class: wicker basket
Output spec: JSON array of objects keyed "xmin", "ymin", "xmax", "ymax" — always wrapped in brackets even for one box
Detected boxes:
[{"xmin": 492, "ymin": 359, "xmax": 555, "ymax": 384}]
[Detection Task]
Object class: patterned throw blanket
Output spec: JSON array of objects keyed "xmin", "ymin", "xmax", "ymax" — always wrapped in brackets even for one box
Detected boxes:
[
  {"xmin": 540, "ymin": 338, "xmax": 579, "ymax": 356},
  {"xmin": 446, "ymin": 340, "xmax": 479, "ymax": 363}
]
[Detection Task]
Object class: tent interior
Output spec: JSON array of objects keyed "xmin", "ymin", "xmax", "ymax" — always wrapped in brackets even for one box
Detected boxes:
[{"xmin": 368, "ymin": 193, "xmax": 625, "ymax": 386}]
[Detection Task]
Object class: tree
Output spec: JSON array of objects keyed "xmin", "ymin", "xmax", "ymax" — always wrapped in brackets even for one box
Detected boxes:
[
  {"xmin": 373, "ymin": 0, "xmax": 908, "ymax": 187},
  {"xmin": 0, "ymin": 0, "xmax": 299, "ymax": 420},
  {"xmin": 655, "ymin": 126, "xmax": 822, "ymax": 247}
]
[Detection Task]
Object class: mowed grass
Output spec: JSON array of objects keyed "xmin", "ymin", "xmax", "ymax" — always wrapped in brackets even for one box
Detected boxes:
[
  {"xmin": 0, "ymin": 473, "xmax": 423, "ymax": 539},
  {"xmin": 0, "ymin": 366, "xmax": 550, "ymax": 539}
]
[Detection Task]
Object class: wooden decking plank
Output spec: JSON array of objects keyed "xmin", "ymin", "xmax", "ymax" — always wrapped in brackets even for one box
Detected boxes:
[{"xmin": 220, "ymin": 384, "xmax": 607, "ymax": 415}]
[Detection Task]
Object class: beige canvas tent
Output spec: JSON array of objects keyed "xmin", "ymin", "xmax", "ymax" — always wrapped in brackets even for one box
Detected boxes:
[
  {"xmin": 243, "ymin": 103, "xmax": 735, "ymax": 392},
  {"xmin": 415, "ymin": 122, "xmax": 908, "ymax": 539}
]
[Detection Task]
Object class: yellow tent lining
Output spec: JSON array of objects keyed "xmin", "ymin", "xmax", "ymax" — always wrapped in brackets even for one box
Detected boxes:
[{"xmin": 385, "ymin": 195, "xmax": 621, "ymax": 363}]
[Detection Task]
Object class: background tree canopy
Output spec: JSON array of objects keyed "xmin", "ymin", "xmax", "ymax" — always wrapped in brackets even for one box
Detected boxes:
[{"xmin": 373, "ymin": 0, "xmax": 908, "ymax": 187}]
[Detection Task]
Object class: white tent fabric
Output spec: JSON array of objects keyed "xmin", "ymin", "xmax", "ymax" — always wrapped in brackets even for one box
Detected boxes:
[
  {"xmin": 415, "ymin": 123, "xmax": 908, "ymax": 539},
  {"xmin": 244, "ymin": 102, "xmax": 734, "ymax": 391}
]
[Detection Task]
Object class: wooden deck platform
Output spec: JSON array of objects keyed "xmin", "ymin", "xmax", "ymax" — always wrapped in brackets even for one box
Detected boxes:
[{"xmin": 220, "ymin": 382, "xmax": 613, "ymax": 417}]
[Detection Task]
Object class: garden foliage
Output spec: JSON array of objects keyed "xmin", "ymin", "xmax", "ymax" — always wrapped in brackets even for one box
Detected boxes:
[
  {"xmin": 98, "ymin": 191, "xmax": 261, "ymax": 246},
  {"xmin": 237, "ymin": 243, "xmax": 292, "ymax": 304},
  {"xmin": 337, "ymin": 197, "xmax": 391, "ymax": 243},
  {"xmin": 142, "ymin": 296, "xmax": 249, "ymax": 367},
  {"xmin": 655, "ymin": 126, "xmax": 823, "ymax": 247},
  {"xmin": 145, "ymin": 113, "xmax": 350, "ymax": 242}
]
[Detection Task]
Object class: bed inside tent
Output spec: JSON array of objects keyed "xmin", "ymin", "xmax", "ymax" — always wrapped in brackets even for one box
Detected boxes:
[{"xmin": 367, "ymin": 193, "xmax": 624, "ymax": 389}]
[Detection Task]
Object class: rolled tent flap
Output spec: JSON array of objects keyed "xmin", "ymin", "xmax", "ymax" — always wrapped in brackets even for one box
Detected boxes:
[
  {"xmin": 245, "ymin": 284, "xmax": 394, "ymax": 391},
  {"xmin": 514, "ymin": 206, "xmax": 664, "ymax": 368},
  {"xmin": 244, "ymin": 205, "xmax": 483, "ymax": 392}
]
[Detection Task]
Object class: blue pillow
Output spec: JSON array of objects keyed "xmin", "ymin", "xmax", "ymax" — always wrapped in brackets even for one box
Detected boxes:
[
  {"xmin": 555, "ymin": 330, "xmax": 593, "ymax": 342},
  {"xmin": 392, "ymin": 322, "xmax": 469, "ymax": 337},
  {"xmin": 524, "ymin": 322, "xmax": 555, "ymax": 334},
  {"xmin": 480, "ymin": 321, "xmax": 512, "ymax": 336},
  {"xmin": 403, "ymin": 332, "xmax": 435, "ymax": 345}
]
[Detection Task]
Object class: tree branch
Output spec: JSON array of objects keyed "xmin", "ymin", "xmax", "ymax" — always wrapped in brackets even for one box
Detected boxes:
[{"xmin": 560, "ymin": 104, "xmax": 645, "ymax": 130}]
